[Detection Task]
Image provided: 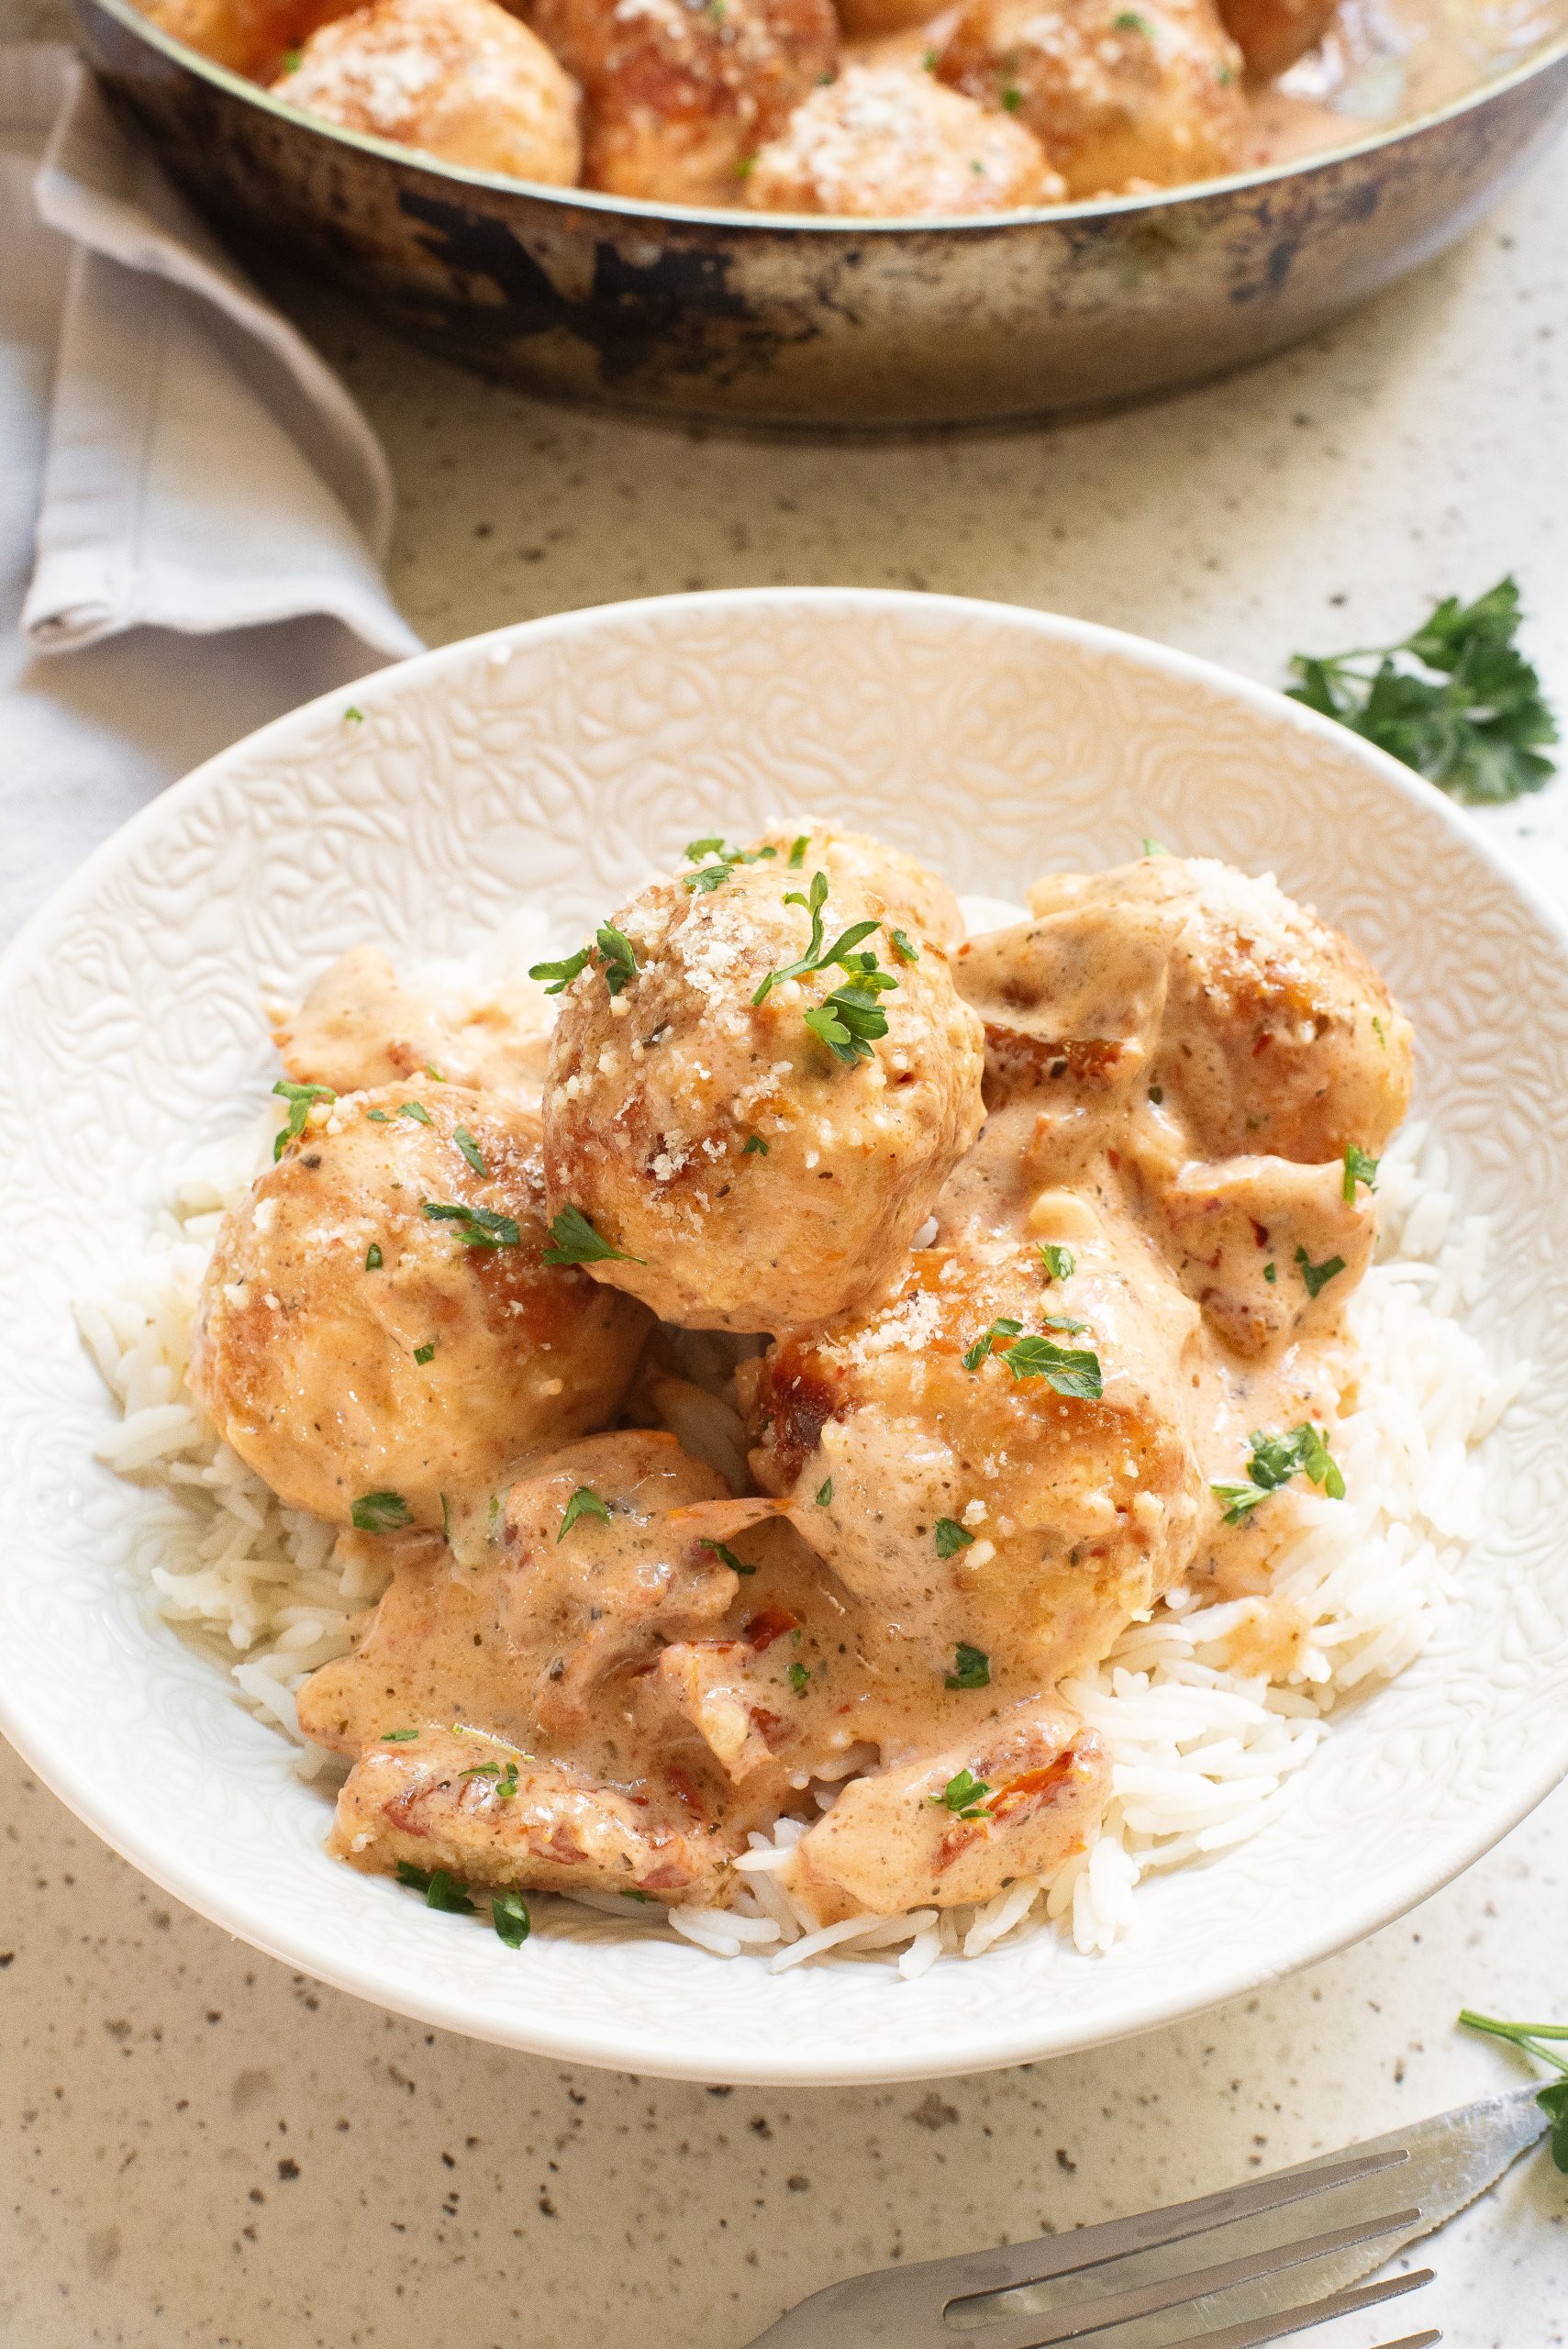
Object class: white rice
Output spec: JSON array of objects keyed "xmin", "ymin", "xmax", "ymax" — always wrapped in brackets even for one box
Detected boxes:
[{"xmin": 79, "ymin": 1108, "xmax": 1521, "ymax": 1968}]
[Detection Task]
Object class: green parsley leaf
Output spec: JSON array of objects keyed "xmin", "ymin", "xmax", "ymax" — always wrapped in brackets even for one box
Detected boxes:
[
  {"xmin": 944, "ymin": 1642, "xmax": 991, "ymax": 1690},
  {"xmin": 998, "ymin": 1333, "xmax": 1103, "ymax": 1398},
  {"xmin": 492, "ymin": 1889, "xmax": 531, "ymax": 1949},
  {"xmin": 1141, "ymin": 837, "xmax": 1170, "ymax": 856},
  {"xmin": 1114, "ymin": 8, "xmax": 1151, "ymax": 28},
  {"xmin": 424, "ymin": 1200, "xmax": 521, "ymax": 1249},
  {"xmin": 1343, "ymin": 1144, "xmax": 1380, "ymax": 1201},
  {"xmin": 815, "ymin": 1477, "xmax": 833, "ymax": 1506},
  {"xmin": 352, "ymin": 1490, "xmax": 412, "ymax": 1534},
  {"xmin": 963, "ymin": 1317, "xmax": 1022, "ymax": 1372},
  {"xmin": 929, "ymin": 1767, "xmax": 993, "ymax": 1817},
  {"xmin": 459, "ymin": 1762, "xmax": 501, "ymax": 1779},
  {"xmin": 788, "ymin": 834, "xmax": 809, "ymax": 869},
  {"xmin": 542, "ymin": 1204, "xmax": 644, "ymax": 1267},
  {"xmin": 934, "ymin": 1517, "xmax": 974, "ymax": 1557},
  {"xmin": 343, "ymin": 705, "xmax": 363, "ymax": 723},
  {"xmin": 366, "ymin": 1108, "xmax": 391, "ymax": 1122},
  {"xmin": 1038, "ymin": 1242, "xmax": 1074, "ymax": 1281},
  {"xmin": 424, "ymin": 1063, "xmax": 445, "ymax": 1082},
  {"xmin": 559, "ymin": 1486, "xmax": 611, "ymax": 1541},
  {"xmin": 742, "ymin": 1134, "xmax": 769, "ymax": 1155},
  {"xmin": 596, "ymin": 922, "xmax": 639, "ymax": 996},
  {"xmin": 682, "ymin": 838, "xmax": 777, "ymax": 893},
  {"xmin": 399, "ymin": 1101, "xmax": 432, "ymax": 1125},
  {"xmin": 920, "ymin": 42, "xmax": 938, "ymax": 65},
  {"xmin": 1263, "ymin": 1262, "xmax": 1276, "ymax": 1283},
  {"xmin": 414, "ymin": 1341, "xmax": 437, "ymax": 1365},
  {"xmin": 396, "ymin": 1861, "xmax": 433, "ymax": 1890},
  {"xmin": 1211, "ymin": 1421, "xmax": 1345, "ymax": 1522},
  {"xmin": 889, "ymin": 927, "xmax": 919, "ymax": 963},
  {"xmin": 1287, "ymin": 578, "xmax": 1558, "ymax": 804},
  {"xmin": 1458, "ymin": 2009, "xmax": 1568, "ymax": 2168},
  {"xmin": 1000, "ymin": 83, "xmax": 1022, "ymax": 106},
  {"xmin": 440, "ymin": 1492, "xmax": 450, "ymax": 1541},
  {"xmin": 453, "ymin": 1124, "xmax": 487, "ymax": 1176},
  {"xmin": 699, "ymin": 1537, "xmax": 755, "ymax": 1575},
  {"xmin": 271, "ymin": 1078, "xmax": 335, "ymax": 1160},
  {"xmin": 787, "ymin": 1661, "xmax": 810, "ymax": 1695},
  {"xmin": 495, "ymin": 1761, "xmax": 519, "ymax": 1799},
  {"xmin": 804, "ymin": 984, "xmax": 890, "ymax": 1066},
  {"xmin": 528, "ymin": 947, "xmax": 592, "ymax": 995},
  {"xmin": 1296, "ymin": 1243, "xmax": 1347, "ymax": 1299},
  {"xmin": 280, "ymin": 44, "xmax": 302, "ymax": 70},
  {"xmin": 381, "ymin": 1728, "xmax": 419, "ymax": 1742},
  {"xmin": 365, "ymin": 1242, "xmax": 384, "ymax": 1271},
  {"xmin": 752, "ymin": 872, "xmax": 884, "ymax": 1006},
  {"xmin": 424, "ymin": 1868, "xmax": 475, "ymax": 1915}
]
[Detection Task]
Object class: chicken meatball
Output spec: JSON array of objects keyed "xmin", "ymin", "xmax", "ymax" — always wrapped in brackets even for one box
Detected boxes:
[
  {"xmin": 191, "ymin": 1085, "xmax": 650, "ymax": 1530},
  {"xmin": 938, "ymin": 0, "xmax": 1245, "ymax": 197},
  {"xmin": 138, "ymin": 0, "xmax": 352, "ymax": 77},
  {"xmin": 745, "ymin": 63, "xmax": 1063, "ymax": 215},
  {"xmin": 541, "ymin": 835, "xmax": 985, "ymax": 1331},
  {"xmin": 1218, "ymin": 0, "xmax": 1336, "ymax": 76},
  {"xmin": 529, "ymin": 0, "xmax": 837, "ymax": 203},
  {"xmin": 272, "ymin": 0, "xmax": 582, "ymax": 184},
  {"xmin": 1024, "ymin": 855, "xmax": 1414, "ymax": 1163},
  {"xmin": 744, "ymin": 1214, "xmax": 1207, "ymax": 1687}
]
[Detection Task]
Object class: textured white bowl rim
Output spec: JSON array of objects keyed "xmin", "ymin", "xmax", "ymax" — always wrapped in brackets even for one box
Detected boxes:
[{"xmin": 4, "ymin": 585, "xmax": 1566, "ymax": 2086}]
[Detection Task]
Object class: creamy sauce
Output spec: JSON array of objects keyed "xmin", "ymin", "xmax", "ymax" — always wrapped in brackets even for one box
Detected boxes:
[{"xmin": 248, "ymin": 845, "xmax": 1417, "ymax": 1930}]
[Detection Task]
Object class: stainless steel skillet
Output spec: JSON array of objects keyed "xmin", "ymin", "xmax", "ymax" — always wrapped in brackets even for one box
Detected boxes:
[{"xmin": 72, "ymin": 0, "xmax": 1568, "ymax": 427}]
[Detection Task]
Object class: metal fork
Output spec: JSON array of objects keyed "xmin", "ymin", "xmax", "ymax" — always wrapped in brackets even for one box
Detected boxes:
[{"xmin": 741, "ymin": 2083, "xmax": 1551, "ymax": 2349}]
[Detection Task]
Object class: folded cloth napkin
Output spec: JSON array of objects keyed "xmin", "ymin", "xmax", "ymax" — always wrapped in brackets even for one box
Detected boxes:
[{"xmin": 17, "ymin": 43, "xmax": 420, "ymax": 662}]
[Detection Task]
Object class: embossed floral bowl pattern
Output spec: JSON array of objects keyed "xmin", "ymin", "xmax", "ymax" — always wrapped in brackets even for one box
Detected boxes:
[{"xmin": 2, "ymin": 588, "xmax": 1565, "ymax": 2085}]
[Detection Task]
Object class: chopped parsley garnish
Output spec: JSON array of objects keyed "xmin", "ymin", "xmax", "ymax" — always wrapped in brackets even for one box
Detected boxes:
[
  {"xmin": 1115, "ymin": 8, "xmax": 1151, "ymax": 28},
  {"xmin": 1287, "ymin": 578, "xmax": 1558, "ymax": 804},
  {"xmin": 528, "ymin": 946, "xmax": 591, "ymax": 995},
  {"xmin": 787, "ymin": 1661, "xmax": 810, "ymax": 1695},
  {"xmin": 1211, "ymin": 1422, "xmax": 1345, "ymax": 1523},
  {"xmin": 596, "ymin": 922, "xmax": 638, "ymax": 996},
  {"xmin": 366, "ymin": 1108, "xmax": 391, "ymax": 1122},
  {"xmin": 930, "ymin": 1768, "xmax": 992, "ymax": 1818},
  {"xmin": 352, "ymin": 1490, "xmax": 412, "ymax": 1533},
  {"xmin": 343, "ymin": 705, "xmax": 363, "ymax": 723},
  {"xmin": 414, "ymin": 1341, "xmax": 437, "ymax": 1365},
  {"xmin": 399, "ymin": 1101, "xmax": 433, "ymax": 1126},
  {"xmin": 1038, "ymin": 1242, "xmax": 1075, "ymax": 1281},
  {"xmin": 423, "ymin": 1200, "xmax": 521, "ymax": 1249},
  {"xmin": 272, "ymin": 1079, "xmax": 335, "ymax": 1161},
  {"xmin": 742, "ymin": 1134, "xmax": 769, "ymax": 1155},
  {"xmin": 559, "ymin": 1486, "xmax": 610, "ymax": 1541},
  {"xmin": 889, "ymin": 928, "xmax": 919, "ymax": 963},
  {"xmin": 965, "ymin": 1320, "xmax": 1102, "ymax": 1397},
  {"xmin": 751, "ymin": 872, "xmax": 882, "ymax": 1006},
  {"xmin": 700, "ymin": 1537, "xmax": 754, "ymax": 1575},
  {"xmin": 425, "ymin": 1869, "xmax": 474, "ymax": 1915},
  {"xmin": 365, "ymin": 1242, "xmax": 384, "ymax": 1271},
  {"xmin": 453, "ymin": 1124, "xmax": 487, "ymax": 1176},
  {"xmin": 1342, "ymin": 1144, "xmax": 1380, "ymax": 1201},
  {"xmin": 424, "ymin": 1063, "xmax": 444, "ymax": 1081},
  {"xmin": 963, "ymin": 1317, "xmax": 1022, "ymax": 1372},
  {"xmin": 459, "ymin": 1761, "xmax": 500, "ymax": 1779},
  {"xmin": 921, "ymin": 42, "xmax": 938, "ymax": 65},
  {"xmin": 945, "ymin": 1642, "xmax": 991, "ymax": 1690},
  {"xmin": 934, "ymin": 1517, "xmax": 974, "ymax": 1557},
  {"xmin": 1000, "ymin": 83, "xmax": 1022, "ymax": 107},
  {"xmin": 788, "ymin": 834, "xmax": 809, "ymax": 869},
  {"xmin": 495, "ymin": 1762, "xmax": 518, "ymax": 1799},
  {"xmin": 1141, "ymin": 837, "xmax": 1170, "ymax": 857},
  {"xmin": 396, "ymin": 1860, "xmax": 432, "ymax": 1888},
  {"xmin": 804, "ymin": 981, "xmax": 892, "ymax": 1066},
  {"xmin": 280, "ymin": 44, "xmax": 302, "ymax": 70},
  {"xmin": 1296, "ymin": 1243, "xmax": 1347, "ymax": 1299},
  {"xmin": 440, "ymin": 1492, "xmax": 450, "ymax": 1540},
  {"xmin": 1458, "ymin": 2009, "xmax": 1568, "ymax": 2171},
  {"xmin": 381, "ymin": 1728, "xmax": 418, "ymax": 1742},
  {"xmin": 1263, "ymin": 1262, "xmax": 1276, "ymax": 1283},
  {"xmin": 815, "ymin": 1477, "xmax": 833, "ymax": 1506},
  {"xmin": 542, "ymin": 1204, "xmax": 644, "ymax": 1266},
  {"xmin": 492, "ymin": 1888, "xmax": 531, "ymax": 1948},
  {"xmin": 682, "ymin": 837, "xmax": 778, "ymax": 893}
]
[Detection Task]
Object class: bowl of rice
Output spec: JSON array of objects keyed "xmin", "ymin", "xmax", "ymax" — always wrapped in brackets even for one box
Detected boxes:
[{"xmin": 2, "ymin": 585, "xmax": 1564, "ymax": 2085}]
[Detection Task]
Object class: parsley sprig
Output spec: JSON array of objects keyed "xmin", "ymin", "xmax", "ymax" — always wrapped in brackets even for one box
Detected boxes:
[
  {"xmin": 929, "ymin": 1767, "xmax": 992, "ymax": 1818},
  {"xmin": 272, "ymin": 1079, "xmax": 334, "ymax": 1161},
  {"xmin": 1342, "ymin": 1144, "xmax": 1379, "ymax": 1201},
  {"xmin": 751, "ymin": 871, "xmax": 882, "ymax": 1005},
  {"xmin": 528, "ymin": 921, "xmax": 639, "ymax": 998},
  {"xmin": 1458, "ymin": 2009, "xmax": 1568, "ymax": 2172},
  {"xmin": 749, "ymin": 870, "xmax": 904, "ymax": 1068},
  {"xmin": 542, "ymin": 1205, "xmax": 644, "ymax": 1267},
  {"xmin": 352, "ymin": 1490, "xmax": 412, "ymax": 1533},
  {"xmin": 423, "ymin": 1201, "xmax": 520, "ymax": 1249},
  {"xmin": 1211, "ymin": 1423, "xmax": 1345, "ymax": 1524},
  {"xmin": 1288, "ymin": 578, "xmax": 1558, "ymax": 805},
  {"xmin": 962, "ymin": 1319, "xmax": 1101, "ymax": 1397},
  {"xmin": 944, "ymin": 1642, "xmax": 991, "ymax": 1690},
  {"xmin": 396, "ymin": 1861, "xmax": 531, "ymax": 1950},
  {"xmin": 559, "ymin": 1486, "xmax": 610, "ymax": 1540}
]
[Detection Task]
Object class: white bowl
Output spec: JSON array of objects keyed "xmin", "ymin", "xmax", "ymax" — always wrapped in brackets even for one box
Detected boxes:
[{"xmin": 4, "ymin": 588, "xmax": 1567, "ymax": 2085}]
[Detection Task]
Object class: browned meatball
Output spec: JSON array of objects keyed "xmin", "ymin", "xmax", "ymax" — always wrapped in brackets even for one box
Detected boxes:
[
  {"xmin": 746, "ymin": 63, "xmax": 1063, "ymax": 215},
  {"xmin": 273, "ymin": 0, "xmax": 582, "ymax": 183},
  {"xmin": 744, "ymin": 1216, "xmax": 1207, "ymax": 1688},
  {"xmin": 938, "ymin": 0, "xmax": 1245, "ymax": 197},
  {"xmin": 191, "ymin": 1085, "xmax": 650, "ymax": 1530},
  {"xmin": 1022, "ymin": 854, "xmax": 1415, "ymax": 1163},
  {"xmin": 541, "ymin": 833, "xmax": 985, "ymax": 1332},
  {"xmin": 529, "ymin": 0, "xmax": 838, "ymax": 202},
  {"xmin": 1218, "ymin": 0, "xmax": 1336, "ymax": 76},
  {"xmin": 137, "ymin": 0, "xmax": 354, "ymax": 78}
]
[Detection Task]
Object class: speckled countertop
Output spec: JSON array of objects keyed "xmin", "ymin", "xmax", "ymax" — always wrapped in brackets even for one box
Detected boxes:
[{"xmin": 4, "ymin": 16, "xmax": 1568, "ymax": 2338}]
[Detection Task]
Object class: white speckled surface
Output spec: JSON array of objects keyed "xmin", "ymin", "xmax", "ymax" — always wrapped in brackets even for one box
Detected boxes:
[{"xmin": 3, "ymin": 20, "xmax": 1568, "ymax": 2333}]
